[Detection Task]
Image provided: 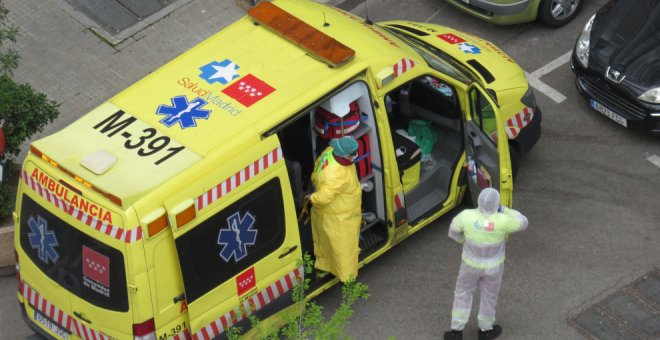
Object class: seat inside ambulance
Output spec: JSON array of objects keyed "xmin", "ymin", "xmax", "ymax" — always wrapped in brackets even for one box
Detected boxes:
[{"xmin": 386, "ymin": 75, "xmax": 464, "ymax": 224}]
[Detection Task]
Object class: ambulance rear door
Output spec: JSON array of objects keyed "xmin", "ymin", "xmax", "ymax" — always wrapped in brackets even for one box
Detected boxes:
[
  {"xmin": 168, "ymin": 136, "xmax": 303, "ymax": 338},
  {"xmin": 464, "ymin": 85, "xmax": 513, "ymax": 206}
]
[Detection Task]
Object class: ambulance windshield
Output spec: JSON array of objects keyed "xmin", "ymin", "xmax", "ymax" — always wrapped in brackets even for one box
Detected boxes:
[{"xmin": 382, "ymin": 26, "xmax": 476, "ymax": 85}]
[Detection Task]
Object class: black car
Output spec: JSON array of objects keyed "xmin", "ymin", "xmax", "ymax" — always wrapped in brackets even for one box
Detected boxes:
[{"xmin": 571, "ymin": 0, "xmax": 660, "ymax": 135}]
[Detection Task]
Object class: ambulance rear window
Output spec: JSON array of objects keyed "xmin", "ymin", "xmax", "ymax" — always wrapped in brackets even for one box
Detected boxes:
[
  {"xmin": 19, "ymin": 194, "xmax": 128, "ymax": 312},
  {"xmin": 176, "ymin": 178, "xmax": 286, "ymax": 303}
]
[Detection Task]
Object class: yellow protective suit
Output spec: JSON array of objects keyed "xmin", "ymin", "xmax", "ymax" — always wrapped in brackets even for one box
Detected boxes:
[{"xmin": 310, "ymin": 147, "xmax": 362, "ymax": 282}]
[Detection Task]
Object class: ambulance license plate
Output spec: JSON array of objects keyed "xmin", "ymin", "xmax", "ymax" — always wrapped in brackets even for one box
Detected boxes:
[
  {"xmin": 34, "ymin": 309, "xmax": 69, "ymax": 339},
  {"xmin": 590, "ymin": 99, "xmax": 627, "ymax": 127}
]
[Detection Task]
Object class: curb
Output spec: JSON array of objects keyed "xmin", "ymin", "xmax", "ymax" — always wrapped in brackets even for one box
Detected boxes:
[{"xmin": 0, "ymin": 225, "xmax": 15, "ymax": 277}]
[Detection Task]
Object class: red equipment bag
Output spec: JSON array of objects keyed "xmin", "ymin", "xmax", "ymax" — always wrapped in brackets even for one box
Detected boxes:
[
  {"xmin": 354, "ymin": 134, "xmax": 372, "ymax": 179},
  {"xmin": 314, "ymin": 101, "xmax": 362, "ymax": 139}
]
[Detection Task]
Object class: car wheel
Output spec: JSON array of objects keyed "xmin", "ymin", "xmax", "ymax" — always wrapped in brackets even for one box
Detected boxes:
[{"xmin": 538, "ymin": 0, "xmax": 584, "ymax": 27}]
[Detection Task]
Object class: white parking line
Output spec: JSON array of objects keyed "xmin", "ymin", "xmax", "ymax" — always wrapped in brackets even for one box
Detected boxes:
[
  {"xmin": 525, "ymin": 51, "xmax": 572, "ymax": 104},
  {"xmin": 425, "ymin": 8, "xmax": 442, "ymax": 23},
  {"xmin": 645, "ymin": 153, "xmax": 660, "ymax": 169},
  {"xmin": 526, "ymin": 72, "xmax": 567, "ymax": 104},
  {"xmin": 530, "ymin": 51, "xmax": 573, "ymax": 78}
]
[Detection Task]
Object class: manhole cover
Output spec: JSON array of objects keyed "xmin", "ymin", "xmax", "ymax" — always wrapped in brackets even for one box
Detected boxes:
[
  {"xmin": 65, "ymin": 0, "xmax": 179, "ymax": 35},
  {"xmin": 571, "ymin": 268, "xmax": 660, "ymax": 339}
]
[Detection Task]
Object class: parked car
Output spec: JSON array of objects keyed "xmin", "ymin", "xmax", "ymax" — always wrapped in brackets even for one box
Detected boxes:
[
  {"xmin": 571, "ymin": 0, "xmax": 660, "ymax": 135},
  {"xmin": 446, "ymin": 0, "xmax": 584, "ymax": 27}
]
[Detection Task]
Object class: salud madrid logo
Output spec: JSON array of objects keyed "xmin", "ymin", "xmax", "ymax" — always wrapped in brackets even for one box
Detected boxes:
[{"xmin": 199, "ymin": 59, "xmax": 240, "ymax": 85}]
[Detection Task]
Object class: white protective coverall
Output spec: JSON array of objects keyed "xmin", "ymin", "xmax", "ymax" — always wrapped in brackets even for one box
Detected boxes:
[
  {"xmin": 448, "ymin": 188, "xmax": 528, "ymax": 331},
  {"xmin": 310, "ymin": 146, "xmax": 362, "ymax": 282}
]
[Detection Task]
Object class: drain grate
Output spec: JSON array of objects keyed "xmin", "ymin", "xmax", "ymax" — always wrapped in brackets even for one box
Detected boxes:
[
  {"xmin": 571, "ymin": 267, "xmax": 660, "ymax": 339},
  {"xmin": 65, "ymin": 0, "xmax": 178, "ymax": 35}
]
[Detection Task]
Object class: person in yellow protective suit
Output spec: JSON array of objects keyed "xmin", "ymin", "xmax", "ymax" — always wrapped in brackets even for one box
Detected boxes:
[
  {"xmin": 310, "ymin": 137, "xmax": 362, "ymax": 282},
  {"xmin": 444, "ymin": 188, "xmax": 528, "ymax": 340}
]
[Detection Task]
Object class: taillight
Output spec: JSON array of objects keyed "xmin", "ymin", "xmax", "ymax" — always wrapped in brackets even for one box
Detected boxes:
[
  {"xmin": 175, "ymin": 204, "xmax": 196, "ymax": 228},
  {"xmin": 133, "ymin": 318, "xmax": 156, "ymax": 340},
  {"xmin": 145, "ymin": 210, "xmax": 168, "ymax": 237},
  {"xmin": 15, "ymin": 250, "xmax": 22, "ymax": 295}
]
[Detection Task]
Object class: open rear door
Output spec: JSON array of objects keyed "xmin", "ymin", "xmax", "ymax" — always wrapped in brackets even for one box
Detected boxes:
[
  {"xmin": 464, "ymin": 86, "xmax": 513, "ymax": 206},
  {"xmin": 167, "ymin": 138, "xmax": 303, "ymax": 339}
]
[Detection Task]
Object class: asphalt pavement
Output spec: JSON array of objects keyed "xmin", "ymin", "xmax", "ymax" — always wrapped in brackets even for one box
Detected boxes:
[{"xmin": 1, "ymin": 0, "xmax": 659, "ymax": 339}]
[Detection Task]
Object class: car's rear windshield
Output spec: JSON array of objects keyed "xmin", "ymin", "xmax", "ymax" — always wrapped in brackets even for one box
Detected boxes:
[{"xmin": 19, "ymin": 194, "xmax": 128, "ymax": 312}]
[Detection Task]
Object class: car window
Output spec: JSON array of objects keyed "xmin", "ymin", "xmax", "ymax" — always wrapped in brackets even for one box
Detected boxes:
[
  {"xmin": 470, "ymin": 88, "xmax": 498, "ymax": 144},
  {"xmin": 19, "ymin": 194, "xmax": 128, "ymax": 312},
  {"xmin": 175, "ymin": 178, "xmax": 286, "ymax": 303}
]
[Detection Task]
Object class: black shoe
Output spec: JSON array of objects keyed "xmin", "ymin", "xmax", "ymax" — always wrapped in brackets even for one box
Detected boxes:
[
  {"xmin": 443, "ymin": 329, "xmax": 462, "ymax": 340},
  {"xmin": 478, "ymin": 324, "xmax": 502, "ymax": 340}
]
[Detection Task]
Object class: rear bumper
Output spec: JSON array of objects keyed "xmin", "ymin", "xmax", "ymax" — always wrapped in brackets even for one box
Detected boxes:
[{"xmin": 20, "ymin": 302, "xmax": 59, "ymax": 340}]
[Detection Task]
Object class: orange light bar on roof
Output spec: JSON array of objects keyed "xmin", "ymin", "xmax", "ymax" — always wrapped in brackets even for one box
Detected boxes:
[{"xmin": 248, "ymin": 1, "xmax": 355, "ymax": 67}]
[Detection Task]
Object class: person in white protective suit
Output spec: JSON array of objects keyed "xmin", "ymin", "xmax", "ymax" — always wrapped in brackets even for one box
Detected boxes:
[{"xmin": 443, "ymin": 188, "xmax": 528, "ymax": 340}]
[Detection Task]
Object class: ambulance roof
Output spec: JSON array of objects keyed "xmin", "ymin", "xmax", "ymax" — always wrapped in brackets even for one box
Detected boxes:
[{"xmin": 32, "ymin": 0, "xmax": 415, "ymax": 206}]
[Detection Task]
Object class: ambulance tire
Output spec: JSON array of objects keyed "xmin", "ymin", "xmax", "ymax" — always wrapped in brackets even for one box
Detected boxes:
[
  {"xmin": 509, "ymin": 144, "xmax": 520, "ymax": 181},
  {"xmin": 461, "ymin": 184, "xmax": 476, "ymax": 208}
]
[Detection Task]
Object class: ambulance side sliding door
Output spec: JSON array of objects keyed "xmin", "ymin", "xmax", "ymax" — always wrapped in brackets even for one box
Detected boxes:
[{"xmin": 169, "ymin": 137, "xmax": 302, "ymax": 338}]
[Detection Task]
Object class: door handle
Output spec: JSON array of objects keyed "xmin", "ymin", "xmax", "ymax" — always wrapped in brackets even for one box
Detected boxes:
[
  {"xmin": 173, "ymin": 293, "xmax": 186, "ymax": 304},
  {"xmin": 73, "ymin": 311, "xmax": 92, "ymax": 324},
  {"xmin": 278, "ymin": 245, "xmax": 298, "ymax": 259}
]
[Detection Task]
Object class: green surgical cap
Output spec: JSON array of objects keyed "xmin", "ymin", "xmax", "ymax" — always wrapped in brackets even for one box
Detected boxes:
[{"xmin": 330, "ymin": 137, "xmax": 359, "ymax": 157}]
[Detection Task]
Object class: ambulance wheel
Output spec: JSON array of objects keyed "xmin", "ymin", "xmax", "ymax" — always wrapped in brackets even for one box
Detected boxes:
[
  {"xmin": 509, "ymin": 144, "xmax": 520, "ymax": 181},
  {"xmin": 461, "ymin": 184, "xmax": 476, "ymax": 208}
]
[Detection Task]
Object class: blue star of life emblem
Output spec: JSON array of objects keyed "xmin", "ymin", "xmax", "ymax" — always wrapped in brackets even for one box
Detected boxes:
[
  {"xmin": 458, "ymin": 42, "xmax": 481, "ymax": 54},
  {"xmin": 156, "ymin": 96, "xmax": 211, "ymax": 128},
  {"xmin": 217, "ymin": 212, "xmax": 258, "ymax": 262},
  {"xmin": 27, "ymin": 215, "xmax": 59, "ymax": 265},
  {"xmin": 199, "ymin": 59, "xmax": 240, "ymax": 85}
]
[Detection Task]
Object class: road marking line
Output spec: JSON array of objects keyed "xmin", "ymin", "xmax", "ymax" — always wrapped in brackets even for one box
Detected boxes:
[
  {"xmin": 526, "ymin": 51, "xmax": 572, "ymax": 104},
  {"xmin": 526, "ymin": 72, "xmax": 567, "ymax": 103},
  {"xmin": 425, "ymin": 8, "xmax": 442, "ymax": 23},
  {"xmin": 530, "ymin": 51, "xmax": 572, "ymax": 77},
  {"xmin": 645, "ymin": 153, "xmax": 660, "ymax": 169}
]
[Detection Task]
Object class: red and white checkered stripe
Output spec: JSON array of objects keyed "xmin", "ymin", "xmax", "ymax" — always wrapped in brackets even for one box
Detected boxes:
[
  {"xmin": 394, "ymin": 191, "xmax": 405, "ymax": 210},
  {"xmin": 22, "ymin": 170, "xmax": 143, "ymax": 244},
  {"xmin": 505, "ymin": 106, "xmax": 534, "ymax": 139},
  {"xmin": 172, "ymin": 328, "xmax": 192, "ymax": 340},
  {"xmin": 191, "ymin": 266, "xmax": 303, "ymax": 340},
  {"xmin": 23, "ymin": 282, "xmax": 109, "ymax": 340},
  {"xmin": 196, "ymin": 147, "xmax": 282, "ymax": 211},
  {"xmin": 393, "ymin": 58, "xmax": 416, "ymax": 77}
]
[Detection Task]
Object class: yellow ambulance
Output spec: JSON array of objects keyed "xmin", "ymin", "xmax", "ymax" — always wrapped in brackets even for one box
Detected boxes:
[{"xmin": 14, "ymin": 0, "xmax": 541, "ymax": 339}]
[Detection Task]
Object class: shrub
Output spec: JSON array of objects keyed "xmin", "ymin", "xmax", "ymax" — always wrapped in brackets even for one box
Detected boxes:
[{"xmin": 0, "ymin": 3, "xmax": 60, "ymax": 219}]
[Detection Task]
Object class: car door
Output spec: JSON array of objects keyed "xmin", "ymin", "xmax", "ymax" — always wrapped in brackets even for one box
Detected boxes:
[
  {"xmin": 168, "ymin": 137, "xmax": 303, "ymax": 338},
  {"xmin": 465, "ymin": 86, "xmax": 513, "ymax": 206}
]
